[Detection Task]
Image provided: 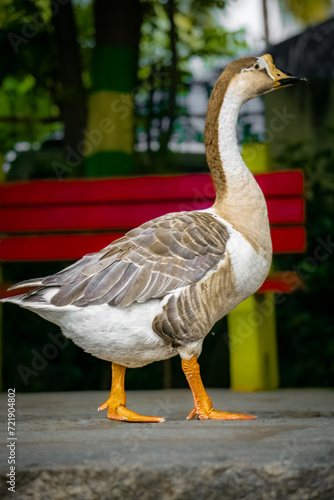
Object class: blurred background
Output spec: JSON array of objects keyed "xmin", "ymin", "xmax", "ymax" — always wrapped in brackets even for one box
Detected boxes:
[{"xmin": 0, "ymin": 0, "xmax": 333, "ymax": 392}]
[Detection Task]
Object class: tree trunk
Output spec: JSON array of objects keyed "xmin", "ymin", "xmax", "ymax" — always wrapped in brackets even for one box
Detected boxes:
[
  {"xmin": 262, "ymin": 0, "xmax": 270, "ymax": 46},
  {"xmin": 159, "ymin": 0, "xmax": 178, "ymax": 157},
  {"xmin": 94, "ymin": 0, "xmax": 141, "ymax": 48},
  {"xmin": 51, "ymin": 0, "xmax": 87, "ymax": 176}
]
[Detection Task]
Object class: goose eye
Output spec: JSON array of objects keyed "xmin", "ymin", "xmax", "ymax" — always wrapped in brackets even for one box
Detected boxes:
[{"xmin": 254, "ymin": 63, "xmax": 260, "ymax": 70}]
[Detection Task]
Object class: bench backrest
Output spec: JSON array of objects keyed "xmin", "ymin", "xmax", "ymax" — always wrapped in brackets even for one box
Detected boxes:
[{"xmin": 0, "ymin": 171, "xmax": 305, "ymax": 262}]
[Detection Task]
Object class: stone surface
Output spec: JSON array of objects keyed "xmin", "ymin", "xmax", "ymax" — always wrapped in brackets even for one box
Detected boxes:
[{"xmin": 1, "ymin": 389, "xmax": 334, "ymax": 499}]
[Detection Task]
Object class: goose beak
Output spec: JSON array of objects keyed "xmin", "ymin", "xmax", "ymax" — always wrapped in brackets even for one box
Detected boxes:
[
  {"xmin": 273, "ymin": 73, "xmax": 308, "ymax": 88},
  {"xmin": 261, "ymin": 53, "xmax": 308, "ymax": 88}
]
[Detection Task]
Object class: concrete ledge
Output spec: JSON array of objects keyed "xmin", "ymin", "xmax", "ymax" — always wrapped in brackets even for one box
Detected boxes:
[{"xmin": 1, "ymin": 389, "xmax": 334, "ymax": 499}]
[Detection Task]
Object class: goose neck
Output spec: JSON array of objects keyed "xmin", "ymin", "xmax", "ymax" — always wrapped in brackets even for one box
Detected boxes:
[
  {"xmin": 204, "ymin": 81, "xmax": 271, "ymax": 256},
  {"xmin": 205, "ymin": 81, "xmax": 265, "ymax": 210}
]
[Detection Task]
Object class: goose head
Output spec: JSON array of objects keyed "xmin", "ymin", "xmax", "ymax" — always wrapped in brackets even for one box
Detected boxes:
[{"xmin": 219, "ymin": 53, "xmax": 307, "ymax": 103}]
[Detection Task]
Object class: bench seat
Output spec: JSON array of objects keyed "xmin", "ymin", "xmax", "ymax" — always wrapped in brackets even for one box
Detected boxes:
[{"xmin": 0, "ymin": 171, "xmax": 306, "ymax": 391}]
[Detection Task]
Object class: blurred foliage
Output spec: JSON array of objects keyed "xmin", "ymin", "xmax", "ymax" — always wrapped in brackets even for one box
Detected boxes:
[
  {"xmin": 274, "ymin": 136, "xmax": 334, "ymax": 387},
  {"xmin": 0, "ymin": 0, "xmax": 93, "ymax": 154},
  {"xmin": 138, "ymin": 0, "xmax": 247, "ymax": 166},
  {"xmin": 0, "ymin": 0, "xmax": 246, "ymax": 174},
  {"xmin": 278, "ymin": 0, "xmax": 332, "ymax": 25},
  {"xmin": 139, "ymin": 0, "xmax": 246, "ymax": 76}
]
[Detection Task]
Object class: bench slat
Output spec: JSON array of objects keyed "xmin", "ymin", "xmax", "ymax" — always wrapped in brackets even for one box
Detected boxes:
[
  {"xmin": 0, "ymin": 227, "xmax": 306, "ymax": 262},
  {"xmin": 0, "ymin": 171, "xmax": 304, "ymax": 206},
  {"xmin": 271, "ymin": 226, "xmax": 306, "ymax": 253},
  {"xmin": 257, "ymin": 272, "xmax": 304, "ymax": 294},
  {"xmin": 0, "ymin": 197, "xmax": 305, "ymax": 233}
]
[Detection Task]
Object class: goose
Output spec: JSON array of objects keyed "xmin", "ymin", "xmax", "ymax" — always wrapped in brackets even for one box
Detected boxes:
[{"xmin": 2, "ymin": 54, "xmax": 305, "ymax": 422}]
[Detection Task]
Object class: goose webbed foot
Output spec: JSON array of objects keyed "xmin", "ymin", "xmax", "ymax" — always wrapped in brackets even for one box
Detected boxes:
[
  {"xmin": 186, "ymin": 407, "xmax": 256, "ymax": 420},
  {"xmin": 98, "ymin": 399, "xmax": 165, "ymax": 423},
  {"xmin": 182, "ymin": 357, "xmax": 257, "ymax": 421},
  {"xmin": 98, "ymin": 362, "xmax": 165, "ymax": 423}
]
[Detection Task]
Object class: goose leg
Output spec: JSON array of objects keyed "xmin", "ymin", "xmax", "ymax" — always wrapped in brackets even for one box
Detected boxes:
[
  {"xmin": 98, "ymin": 362, "xmax": 165, "ymax": 423},
  {"xmin": 181, "ymin": 357, "xmax": 256, "ymax": 420}
]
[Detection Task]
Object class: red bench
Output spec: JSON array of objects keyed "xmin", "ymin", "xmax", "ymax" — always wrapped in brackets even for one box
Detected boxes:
[{"xmin": 0, "ymin": 171, "xmax": 305, "ymax": 389}]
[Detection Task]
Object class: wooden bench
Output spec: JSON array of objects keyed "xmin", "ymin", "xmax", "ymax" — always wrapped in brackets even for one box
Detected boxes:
[{"xmin": 0, "ymin": 171, "xmax": 305, "ymax": 390}]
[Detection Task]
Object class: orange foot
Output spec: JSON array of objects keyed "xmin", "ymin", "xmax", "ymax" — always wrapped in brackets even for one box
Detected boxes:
[
  {"xmin": 98, "ymin": 399, "xmax": 165, "ymax": 423},
  {"xmin": 187, "ymin": 407, "xmax": 257, "ymax": 420}
]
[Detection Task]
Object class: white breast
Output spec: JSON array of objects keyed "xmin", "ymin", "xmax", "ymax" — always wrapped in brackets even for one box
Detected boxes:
[
  {"xmin": 226, "ymin": 226, "xmax": 270, "ymax": 297},
  {"xmin": 203, "ymin": 208, "xmax": 271, "ymax": 299}
]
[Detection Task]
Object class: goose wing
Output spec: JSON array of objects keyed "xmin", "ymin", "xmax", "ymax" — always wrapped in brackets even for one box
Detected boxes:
[{"xmin": 15, "ymin": 211, "xmax": 229, "ymax": 308}]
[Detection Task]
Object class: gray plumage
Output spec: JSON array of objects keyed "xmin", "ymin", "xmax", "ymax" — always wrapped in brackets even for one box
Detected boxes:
[{"xmin": 12, "ymin": 212, "xmax": 229, "ymax": 325}]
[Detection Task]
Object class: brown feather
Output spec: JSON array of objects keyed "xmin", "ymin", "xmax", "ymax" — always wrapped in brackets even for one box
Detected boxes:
[{"xmin": 19, "ymin": 211, "xmax": 229, "ymax": 312}]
